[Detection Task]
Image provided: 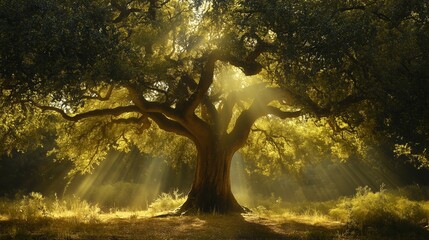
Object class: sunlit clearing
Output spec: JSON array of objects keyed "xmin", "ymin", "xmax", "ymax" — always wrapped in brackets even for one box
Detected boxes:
[
  {"xmin": 249, "ymin": 207, "xmax": 341, "ymax": 227},
  {"xmin": 231, "ymin": 152, "xmax": 405, "ymax": 206},
  {"xmin": 66, "ymin": 150, "xmax": 186, "ymax": 211}
]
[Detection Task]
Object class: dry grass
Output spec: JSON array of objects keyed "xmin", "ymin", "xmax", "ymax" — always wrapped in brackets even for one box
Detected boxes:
[
  {"xmin": 0, "ymin": 213, "xmax": 342, "ymax": 240},
  {"xmin": 1, "ymin": 190, "xmax": 429, "ymax": 239},
  {"xmin": 1, "ymin": 211, "xmax": 427, "ymax": 240}
]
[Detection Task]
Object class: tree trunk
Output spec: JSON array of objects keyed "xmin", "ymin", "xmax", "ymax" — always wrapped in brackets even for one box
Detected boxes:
[{"xmin": 176, "ymin": 139, "xmax": 246, "ymax": 214}]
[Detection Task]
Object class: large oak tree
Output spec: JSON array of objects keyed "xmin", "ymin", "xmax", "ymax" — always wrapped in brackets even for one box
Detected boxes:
[{"xmin": 1, "ymin": 0, "xmax": 428, "ymax": 214}]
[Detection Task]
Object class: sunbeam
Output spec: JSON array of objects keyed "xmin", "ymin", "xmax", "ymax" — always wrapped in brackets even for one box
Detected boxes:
[
  {"xmin": 231, "ymin": 153, "xmax": 253, "ymax": 207},
  {"xmin": 230, "ymin": 153, "xmax": 415, "ymax": 205}
]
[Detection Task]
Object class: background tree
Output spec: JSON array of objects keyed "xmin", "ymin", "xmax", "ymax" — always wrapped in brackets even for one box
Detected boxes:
[
  {"xmin": 1, "ymin": 0, "xmax": 428, "ymax": 214},
  {"xmin": 238, "ymin": 0, "xmax": 429, "ymax": 167}
]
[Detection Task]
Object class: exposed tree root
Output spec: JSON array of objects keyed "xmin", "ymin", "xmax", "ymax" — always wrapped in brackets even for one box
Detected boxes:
[{"xmin": 154, "ymin": 204, "xmax": 251, "ymax": 218}]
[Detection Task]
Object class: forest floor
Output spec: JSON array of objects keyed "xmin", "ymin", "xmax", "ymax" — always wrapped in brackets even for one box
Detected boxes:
[
  {"xmin": 0, "ymin": 212, "xmax": 428, "ymax": 240},
  {"xmin": 0, "ymin": 213, "xmax": 342, "ymax": 240}
]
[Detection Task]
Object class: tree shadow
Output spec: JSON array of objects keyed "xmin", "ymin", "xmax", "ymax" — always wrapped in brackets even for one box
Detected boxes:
[
  {"xmin": 200, "ymin": 214, "xmax": 286, "ymax": 239},
  {"xmin": 194, "ymin": 214, "xmax": 336, "ymax": 240},
  {"xmin": 0, "ymin": 214, "xmax": 347, "ymax": 240}
]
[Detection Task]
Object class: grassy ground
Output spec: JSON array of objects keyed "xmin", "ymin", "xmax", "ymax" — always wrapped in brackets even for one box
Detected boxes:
[
  {"xmin": 0, "ymin": 213, "xmax": 341, "ymax": 240},
  {"xmin": 0, "ymin": 212, "xmax": 428, "ymax": 240},
  {"xmin": 2, "ymin": 188, "xmax": 429, "ymax": 239}
]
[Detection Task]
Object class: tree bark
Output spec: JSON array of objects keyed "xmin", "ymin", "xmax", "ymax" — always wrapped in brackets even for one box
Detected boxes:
[{"xmin": 176, "ymin": 137, "xmax": 246, "ymax": 214}]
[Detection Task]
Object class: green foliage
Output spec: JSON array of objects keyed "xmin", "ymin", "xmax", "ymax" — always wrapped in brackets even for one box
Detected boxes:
[
  {"xmin": 329, "ymin": 185, "xmax": 429, "ymax": 233},
  {"xmin": 1, "ymin": 0, "xmax": 429, "ymax": 214},
  {"xmin": 65, "ymin": 195, "xmax": 101, "ymax": 223},
  {"xmin": 245, "ymin": 185, "xmax": 429, "ymax": 238},
  {"xmin": 0, "ymin": 193, "xmax": 100, "ymax": 223},
  {"xmin": 0, "ymin": 105, "xmax": 55, "ymax": 154},
  {"xmin": 0, "ymin": 192, "xmax": 47, "ymax": 221},
  {"xmin": 395, "ymin": 143, "xmax": 429, "ymax": 169},
  {"xmin": 240, "ymin": 0, "xmax": 429, "ymax": 168},
  {"xmin": 1, "ymin": 189, "xmax": 429, "ymax": 238},
  {"xmin": 242, "ymin": 117, "xmax": 366, "ymax": 175},
  {"xmin": 147, "ymin": 190, "xmax": 186, "ymax": 215},
  {"xmin": 15, "ymin": 192, "xmax": 47, "ymax": 221},
  {"xmin": 0, "ymin": 0, "xmax": 121, "ymax": 103}
]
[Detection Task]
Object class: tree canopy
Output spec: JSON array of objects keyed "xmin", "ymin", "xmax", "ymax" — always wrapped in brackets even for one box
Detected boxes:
[{"xmin": 1, "ymin": 0, "xmax": 429, "ymax": 212}]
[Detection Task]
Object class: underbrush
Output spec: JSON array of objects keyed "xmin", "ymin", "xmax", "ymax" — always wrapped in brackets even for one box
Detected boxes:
[
  {"xmin": 0, "ymin": 192, "xmax": 101, "ymax": 223},
  {"xmin": 251, "ymin": 184, "xmax": 429, "ymax": 238},
  {"xmin": 329, "ymin": 185, "xmax": 429, "ymax": 237},
  {"xmin": 146, "ymin": 189, "xmax": 186, "ymax": 215},
  {"xmin": 1, "ymin": 187, "xmax": 429, "ymax": 239},
  {"xmin": 0, "ymin": 190, "xmax": 186, "ymax": 222},
  {"xmin": 253, "ymin": 205, "xmax": 334, "ymax": 226}
]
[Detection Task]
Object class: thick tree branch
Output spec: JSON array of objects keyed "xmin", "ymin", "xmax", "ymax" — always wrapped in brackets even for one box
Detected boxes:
[
  {"xmin": 201, "ymin": 95, "xmax": 218, "ymax": 124},
  {"xmin": 228, "ymin": 101, "xmax": 302, "ymax": 152},
  {"xmin": 292, "ymin": 91, "xmax": 364, "ymax": 118},
  {"xmin": 219, "ymin": 85, "xmax": 299, "ymax": 134},
  {"xmin": 218, "ymin": 92, "xmax": 238, "ymax": 133},
  {"xmin": 184, "ymin": 53, "xmax": 217, "ymax": 116},
  {"xmin": 127, "ymin": 84, "xmax": 210, "ymax": 141},
  {"xmin": 31, "ymin": 101, "xmax": 141, "ymax": 122},
  {"xmin": 271, "ymin": 85, "xmax": 333, "ymax": 117},
  {"xmin": 147, "ymin": 112, "xmax": 195, "ymax": 141},
  {"xmin": 251, "ymin": 127, "xmax": 292, "ymax": 144},
  {"xmin": 337, "ymin": 5, "xmax": 391, "ymax": 22},
  {"xmin": 126, "ymin": 85, "xmax": 181, "ymax": 120},
  {"xmin": 184, "ymin": 50, "xmax": 265, "ymax": 116},
  {"xmin": 220, "ymin": 54, "xmax": 263, "ymax": 76},
  {"xmin": 266, "ymin": 106, "xmax": 303, "ymax": 119},
  {"xmin": 111, "ymin": 0, "xmax": 141, "ymax": 23},
  {"xmin": 330, "ymin": 94, "xmax": 364, "ymax": 115},
  {"xmin": 228, "ymin": 84, "xmax": 303, "ymax": 150},
  {"xmin": 218, "ymin": 83, "xmax": 265, "ymax": 132}
]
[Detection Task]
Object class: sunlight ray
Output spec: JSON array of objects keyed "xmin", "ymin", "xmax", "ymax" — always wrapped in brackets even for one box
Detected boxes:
[
  {"xmin": 130, "ymin": 158, "xmax": 169, "ymax": 209},
  {"xmin": 231, "ymin": 153, "xmax": 253, "ymax": 207}
]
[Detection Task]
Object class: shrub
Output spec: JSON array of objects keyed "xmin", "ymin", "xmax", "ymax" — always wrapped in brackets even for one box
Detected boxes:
[
  {"xmin": 395, "ymin": 198, "xmax": 428, "ymax": 225},
  {"xmin": 147, "ymin": 190, "xmax": 186, "ymax": 215},
  {"xmin": 5, "ymin": 192, "xmax": 48, "ymax": 221},
  {"xmin": 23, "ymin": 192, "xmax": 48, "ymax": 220},
  {"xmin": 329, "ymin": 185, "xmax": 429, "ymax": 233},
  {"xmin": 65, "ymin": 195, "xmax": 101, "ymax": 223},
  {"xmin": 0, "ymin": 192, "xmax": 101, "ymax": 222},
  {"xmin": 252, "ymin": 205, "xmax": 272, "ymax": 217}
]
